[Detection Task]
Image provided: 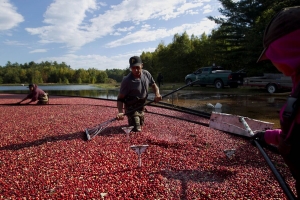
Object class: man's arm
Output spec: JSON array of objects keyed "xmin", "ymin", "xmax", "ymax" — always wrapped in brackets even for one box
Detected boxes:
[
  {"xmin": 151, "ymin": 83, "xmax": 162, "ymax": 102},
  {"xmin": 26, "ymin": 99, "xmax": 35, "ymax": 104},
  {"xmin": 20, "ymin": 91, "xmax": 37, "ymax": 104},
  {"xmin": 17, "ymin": 93, "xmax": 32, "ymax": 104},
  {"xmin": 116, "ymin": 94, "xmax": 125, "ymax": 120},
  {"xmin": 17, "ymin": 97, "xmax": 28, "ymax": 104}
]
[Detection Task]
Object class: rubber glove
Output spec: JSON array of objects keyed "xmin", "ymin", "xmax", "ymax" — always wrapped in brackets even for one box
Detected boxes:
[{"xmin": 250, "ymin": 131, "xmax": 267, "ymax": 146}]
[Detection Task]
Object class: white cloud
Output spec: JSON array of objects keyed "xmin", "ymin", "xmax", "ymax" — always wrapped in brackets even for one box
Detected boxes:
[
  {"xmin": 106, "ymin": 29, "xmax": 169, "ymax": 48},
  {"xmin": 3, "ymin": 39, "xmax": 26, "ymax": 45},
  {"xmin": 25, "ymin": 0, "xmax": 218, "ymax": 51},
  {"xmin": 29, "ymin": 49, "xmax": 48, "ymax": 53},
  {"xmin": 105, "ymin": 18, "xmax": 217, "ymax": 48},
  {"xmin": 0, "ymin": 0, "xmax": 24, "ymax": 31},
  {"xmin": 111, "ymin": 32, "xmax": 121, "ymax": 36},
  {"xmin": 25, "ymin": 0, "xmax": 99, "ymax": 50},
  {"xmin": 117, "ymin": 26, "xmax": 135, "ymax": 32},
  {"xmin": 203, "ymin": 4, "xmax": 213, "ymax": 14},
  {"xmin": 37, "ymin": 46, "xmax": 156, "ymax": 70},
  {"xmin": 184, "ymin": 17, "xmax": 218, "ymax": 35},
  {"xmin": 37, "ymin": 53, "xmax": 128, "ymax": 70}
]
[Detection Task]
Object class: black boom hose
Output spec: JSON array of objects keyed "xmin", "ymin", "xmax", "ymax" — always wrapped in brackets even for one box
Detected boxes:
[
  {"xmin": 125, "ymin": 80, "xmax": 199, "ymax": 116},
  {"xmin": 254, "ymin": 140, "xmax": 296, "ymax": 200}
]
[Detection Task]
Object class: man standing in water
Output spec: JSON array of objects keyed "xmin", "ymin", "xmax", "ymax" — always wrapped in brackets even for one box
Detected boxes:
[{"xmin": 116, "ymin": 56, "xmax": 162, "ymax": 132}]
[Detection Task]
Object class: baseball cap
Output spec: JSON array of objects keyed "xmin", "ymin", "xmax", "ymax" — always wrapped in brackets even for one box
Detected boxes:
[
  {"xmin": 257, "ymin": 6, "xmax": 300, "ymax": 62},
  {"xmin": 129, "ymin": 56, "xmax": 142, "ymax": 67}
]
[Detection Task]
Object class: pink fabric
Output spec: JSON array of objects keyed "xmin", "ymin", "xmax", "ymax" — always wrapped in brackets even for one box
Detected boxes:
[
  {"xmin": 265, "ymin": 29, "xmax": 300, "ymax": 81},
  {"xmin": 264, "ymin": 129, "xmax": 281, "ymax": 145},
  {"xmin": 263, "ymin": 29, "xmax": 300, "ymax": 145},
  {"xmin": 266, "ymin": 28, "xmax": 300, "ymax": 85}
]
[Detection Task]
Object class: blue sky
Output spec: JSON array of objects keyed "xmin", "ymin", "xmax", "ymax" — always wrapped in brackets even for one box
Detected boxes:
[{"xmin": 0, "ymin": 0, "xmax": 221, "ymax": 70}]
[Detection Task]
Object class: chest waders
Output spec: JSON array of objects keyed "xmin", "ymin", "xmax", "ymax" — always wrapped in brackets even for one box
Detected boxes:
[
  {"xmin": 124, "ymin": 97, "xmax": 147, "ymax": 132},
  {"xmin": 37, "ymin": 93, "xmax": 49, "ymax": 105}
]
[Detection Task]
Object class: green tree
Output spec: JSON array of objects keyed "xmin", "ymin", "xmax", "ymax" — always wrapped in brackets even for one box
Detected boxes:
[
  {"xmin": 140, "ymin": 52, "xmax": 155, "ymax": 75},
  {"xmin": 63, "ymin": 77, "xmax": 69, "ymax": 84},
  {"xmin": 105, "ymin": 69, "xmax": 126, "ymax": 82},
  {"xmin": 3, "ymin": 67, "xmax": 20, "ymax": 83},
  {"xmin": 97, "ymin": 71, "xmax": 108, "ymax": 83},
  {"xmin": 75, "ymin": 68, "xmax": 89, "ymax": 83},
  {"xmin": 208, "ymin": 0, "xmax": 300, "ymax": 74},
  {"xmin": 19, "ymin": 69, "xmax": 27, "ymax": 83},
  {"xmin": 31, "ymin": 70, "xmax": 43, "ymax": 84}
]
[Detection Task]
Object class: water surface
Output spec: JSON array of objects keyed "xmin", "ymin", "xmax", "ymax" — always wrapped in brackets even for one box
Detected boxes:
[
  {"xmin": 0, "ymin": 85, "xmax": 119, "ymax": 100},
  {"xmin": 1, "ymin": 85, "xmax": 287, "ymax": 128}
]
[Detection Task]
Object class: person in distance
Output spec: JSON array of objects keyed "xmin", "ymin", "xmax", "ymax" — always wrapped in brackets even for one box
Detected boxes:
[{"xmin": 17, "ymin": 83, "xmax": 49, "ymax": 105}]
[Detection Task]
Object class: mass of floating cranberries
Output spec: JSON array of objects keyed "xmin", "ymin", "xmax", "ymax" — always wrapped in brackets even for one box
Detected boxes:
[{"xmin": 0, "ymin": 94, "xmax": 297, "ymax": 199}]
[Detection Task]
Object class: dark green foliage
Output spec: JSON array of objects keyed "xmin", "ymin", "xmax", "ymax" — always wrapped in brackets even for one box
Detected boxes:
[
  {"xmin": 0, "ymin": 61, "xmax": 123, "ymax": 84},
  {"xmin": 105, "ymin": 68, "xmax": 127, "ymax": 82}
]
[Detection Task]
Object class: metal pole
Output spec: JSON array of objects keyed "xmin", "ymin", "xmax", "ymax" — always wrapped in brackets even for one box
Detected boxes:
[
  {"xmin": 240, "ymin": 117, "xmax": 296, "ymax": 200},
  {"xmin": 172, "ymin": 84, "xmax": 175, "ymax": 106},
  {"xmin": 138, "ymin": 154, "xmax": 141, "ymax": 167},
  {"xmin": 128, "ymin": 80, "xmax": 199, "ymax": 116},
  {"xmin": 254, "ymin": 141, "xmax": 296, "ymax": 200}
]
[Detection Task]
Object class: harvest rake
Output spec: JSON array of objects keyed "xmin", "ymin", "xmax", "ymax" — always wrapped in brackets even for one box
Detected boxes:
[
  {"xmin": 85, "ymin": 118, "xmax": 117, "ymax": 140},
  {"xmin": 84, "ymin": 80, "xmax": 199, "ymax": 141}
]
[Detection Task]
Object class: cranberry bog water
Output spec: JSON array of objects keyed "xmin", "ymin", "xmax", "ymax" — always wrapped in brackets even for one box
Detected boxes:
[{"xmin": 0, "ymin": 94, "xmax": 296, "ymax": 199}]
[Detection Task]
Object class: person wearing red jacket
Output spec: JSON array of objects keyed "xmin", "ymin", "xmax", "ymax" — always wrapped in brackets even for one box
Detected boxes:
[
  {"xmin": 253, "ymin": 6, "xmax": 300, "ymax": 198},
  {"xmin": 17, "ymin": 84, "xmax": 49, "ymax": 105}
]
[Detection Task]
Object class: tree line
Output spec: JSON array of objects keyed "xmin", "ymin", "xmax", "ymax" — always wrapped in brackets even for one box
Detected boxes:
[
  {"xmin": 0, "ymin": 0, "xmax": 298, "ymax": 84},
  {"xmin": 0, "ymin": 61, "xmax": 127, "ymax": 84}
]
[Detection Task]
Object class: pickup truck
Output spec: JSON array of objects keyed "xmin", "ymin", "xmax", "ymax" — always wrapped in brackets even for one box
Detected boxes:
[
  {"xmin": 184, "ymin": 66, "xmax": 246, "ymax": 89},
  {"xmin": 244, "ymin": 73, "xmax": 292, "ymax": 93}
]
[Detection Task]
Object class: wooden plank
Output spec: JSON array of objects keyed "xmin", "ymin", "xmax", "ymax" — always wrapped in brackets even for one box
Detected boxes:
[{"xmin": 209, "ymin": 112, "xmax": 274, "ymax": 137}]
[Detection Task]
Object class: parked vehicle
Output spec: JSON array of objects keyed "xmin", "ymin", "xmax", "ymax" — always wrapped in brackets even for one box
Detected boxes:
[
  {"xmin": 185, "ymin": 66, "xmax": 246, "ymax": 89},
  {"xmin": 243, "ymin": 73, "xmax": 292, "ymax": 93}
]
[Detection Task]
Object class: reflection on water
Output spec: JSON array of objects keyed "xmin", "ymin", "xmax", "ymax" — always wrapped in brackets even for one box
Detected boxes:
[
  {"xmin": 1, "ymin": 90, "xmax": 119, "ymax": 100},
  {"xmin": 0, "ymin": 85, "xmax": 119, "ymax": 100},
  {"xmin": 48, "ymin": 90, "xmax": 119, "ymax": 99},
  {"xmin": 0, "ymin": 85, "xmax": 102, "ymax": 91},
  {"xmin": 162, "ymin": 92, "xmax": 287, "ymax": 128}
]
